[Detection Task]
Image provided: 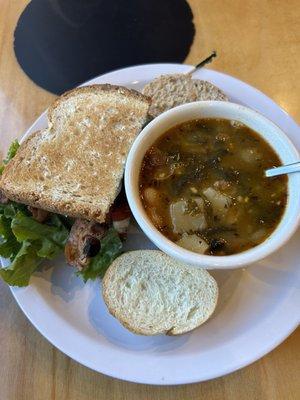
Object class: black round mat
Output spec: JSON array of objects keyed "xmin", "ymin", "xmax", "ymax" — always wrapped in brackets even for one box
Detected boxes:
[{"xmin": 14, "ymin": 0, "xmax": 195, "ymax": 94}]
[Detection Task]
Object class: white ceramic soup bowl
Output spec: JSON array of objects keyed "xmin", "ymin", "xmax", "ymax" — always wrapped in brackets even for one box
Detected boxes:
[{"xmin": 125, "ymin": 101, "xmax": 300, "ymax": 269}]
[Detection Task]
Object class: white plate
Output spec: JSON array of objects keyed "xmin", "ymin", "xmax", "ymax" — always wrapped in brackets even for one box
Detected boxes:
[{"xmin": 2, "ymin": 64, "xmax": 300, "ymax": 385}]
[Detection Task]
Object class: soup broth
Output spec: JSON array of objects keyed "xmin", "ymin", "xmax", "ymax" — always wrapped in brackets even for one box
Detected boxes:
[{"xmin": 139, "ymin": 118, "xmax": 287, "ymax": 256}]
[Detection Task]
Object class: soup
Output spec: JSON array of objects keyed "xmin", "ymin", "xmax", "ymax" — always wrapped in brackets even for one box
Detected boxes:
[{"xmin": 139, "ymin": 118, "xmax": 287, "ymax": 256}]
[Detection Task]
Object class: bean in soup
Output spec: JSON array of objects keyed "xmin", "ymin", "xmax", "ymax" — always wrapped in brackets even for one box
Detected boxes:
[{"xmin": 139, "ymin": 118, "xmax": 287, "ymax": 255}]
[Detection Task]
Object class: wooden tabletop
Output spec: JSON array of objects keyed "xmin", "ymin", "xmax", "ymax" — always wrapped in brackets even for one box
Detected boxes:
[{"xmin": 0, "ymin": 1, "xmax": 299, "ymax": 399}]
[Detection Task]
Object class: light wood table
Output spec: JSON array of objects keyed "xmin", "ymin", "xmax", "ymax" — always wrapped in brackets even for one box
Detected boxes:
[{"xmin": 0, "ymin": 1, "xmax": 299, "ymax": 399}]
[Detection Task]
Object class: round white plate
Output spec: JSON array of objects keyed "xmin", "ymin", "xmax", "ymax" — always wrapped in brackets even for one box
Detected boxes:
[{"xmin": 2, "ymin": 64, "xmax": 300, "ymax": 385}]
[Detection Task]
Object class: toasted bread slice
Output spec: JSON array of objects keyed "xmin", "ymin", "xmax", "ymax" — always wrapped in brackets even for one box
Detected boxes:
[
  {"xmin": 142, "ymin": 73, "xmax": 228, "ymax": 118},
  {"xmin": 0, "ymin": 85, "xmax": 150, "ymax": 222},
  {"xmin": 103, "ymin": 250, "xmax": 218, "ymax": 335}
]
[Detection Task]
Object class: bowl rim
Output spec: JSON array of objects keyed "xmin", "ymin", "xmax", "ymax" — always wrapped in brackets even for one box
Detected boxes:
[{"xmin": 125, "ymin": 101, "xmax": 300, "ymax": 269}]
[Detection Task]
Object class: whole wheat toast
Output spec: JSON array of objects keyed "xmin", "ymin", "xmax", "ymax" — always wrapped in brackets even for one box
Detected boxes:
[{"xmin": 0, "ymin": 85, "xmax": 150, "ymax": 222}]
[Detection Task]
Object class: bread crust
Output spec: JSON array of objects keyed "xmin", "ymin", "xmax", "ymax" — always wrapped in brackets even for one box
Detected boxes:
[{"xmin": 48, "ymin": 84, "xmax": 150, "ymax": 125}]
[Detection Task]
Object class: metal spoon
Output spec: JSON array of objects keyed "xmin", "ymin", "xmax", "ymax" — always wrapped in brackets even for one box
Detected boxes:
[{"xmin": 265, "ymin": 161, "xmax": 300, "ymax": 177}]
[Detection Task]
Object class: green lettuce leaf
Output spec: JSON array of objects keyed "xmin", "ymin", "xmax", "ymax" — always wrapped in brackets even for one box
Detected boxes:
[
  {"xmin": 0, "ymin": 215, "xmax": 21, "ymax": 259},
  {"xmin": 3, "ymin": 140, "xmax": 20, "ymax": 165},
  {"xmin": 0, "ymin": 211, "xmax": 69, "ymax": 286},
  {"xmin": 80, "ymin": 228, "xmax": 123, "ymax": 281},
  {"xmin": 0, "ymin": 201, "xmax": 30, "ymax": 218},
  {"xmin": 12, "ymin": 212, "xmax": 69, "ymax": 260},
  {"xmin": 12, "ymin": 212, "xmax": 69, "ymax": 248},
  {"xmin": 0, "ymin": 140, "xmax": 20, "ymax": 176},
  {"xmin": 0, "ymin": 241, "xmax": 42, "ymax": 287}
]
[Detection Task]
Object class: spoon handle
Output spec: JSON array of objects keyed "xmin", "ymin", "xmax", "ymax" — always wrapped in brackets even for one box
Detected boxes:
[
  {"xmin": 187, "ymin": 51, "xmax": 217, "ymax": 75},
  {"xmin": 265, "ymin": 161, "xmax": 300, "ymax": 177}
]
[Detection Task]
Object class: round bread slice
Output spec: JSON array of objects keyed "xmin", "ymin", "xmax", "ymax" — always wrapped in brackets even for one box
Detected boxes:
[
  {"xmin": 102, "ymin": 250, "xmax": 218, "ymax": 335},
  {"xmin": 142, "ymin": 73, "xmax": 228, "ymax": 118}
]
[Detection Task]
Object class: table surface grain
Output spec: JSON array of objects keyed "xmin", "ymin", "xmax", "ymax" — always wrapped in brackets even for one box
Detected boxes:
[{"xmin": 0, "ymin": 1, "xmax": 299, "ymax": 399}]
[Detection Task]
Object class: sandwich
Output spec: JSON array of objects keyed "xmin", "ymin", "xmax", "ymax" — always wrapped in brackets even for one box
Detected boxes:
[{"xmin": 0, "ymin": 84, "xmax": 150, "ymax": 286}]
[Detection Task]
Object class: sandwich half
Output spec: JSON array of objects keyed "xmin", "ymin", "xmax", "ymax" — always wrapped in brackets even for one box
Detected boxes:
[{"xmin": 0, "ymin": 84, "xmax": 150, "ymax": 285}]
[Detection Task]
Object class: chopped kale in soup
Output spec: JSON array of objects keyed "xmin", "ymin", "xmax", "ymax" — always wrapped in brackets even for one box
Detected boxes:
[{"xmin": 139, "ymin": 118, "xmax": 287, "ymax": 256}]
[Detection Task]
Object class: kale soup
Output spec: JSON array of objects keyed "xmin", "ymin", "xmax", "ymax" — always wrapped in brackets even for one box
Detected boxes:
[{"xmin": 139, "ymin": 118, "xmax": 287, "ymax": 256}]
